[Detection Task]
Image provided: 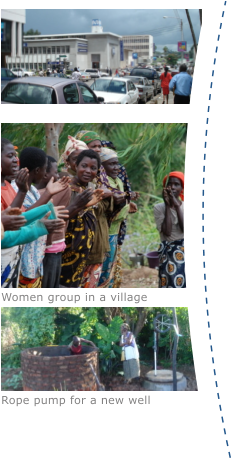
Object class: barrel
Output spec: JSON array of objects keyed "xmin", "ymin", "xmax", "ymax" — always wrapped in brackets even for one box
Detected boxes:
[{"xmin": 146, "ymin": 251, "xmax": 160, "ymax": 269}]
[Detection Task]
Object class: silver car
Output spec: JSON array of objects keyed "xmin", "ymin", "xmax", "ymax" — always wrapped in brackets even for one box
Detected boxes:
[{"xmin": 119, "ymin": 76, "xmax": 154, "ymax": 104}]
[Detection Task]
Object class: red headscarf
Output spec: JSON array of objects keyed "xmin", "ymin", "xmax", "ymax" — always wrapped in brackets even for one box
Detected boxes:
[{"xmin": 163, "ymin": 171, "xmax": 184, "ymax": 201}]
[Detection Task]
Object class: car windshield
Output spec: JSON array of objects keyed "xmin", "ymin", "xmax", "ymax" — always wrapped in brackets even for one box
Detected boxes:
[
  {"xmin": 92, "ymin": 80, "xmax": 127, "ymax": 94},
  {"xmin": 1, "ymin": 83, "xmax": 54, "ymax": 104},
  {"xmin": 132, "ymin": 69, "xmax": 154, "ymax": 78}
]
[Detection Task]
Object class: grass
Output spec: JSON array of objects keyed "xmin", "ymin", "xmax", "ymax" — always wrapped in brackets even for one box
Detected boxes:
[{"xmin": 121, "ymin": 202, "xmax": 160, "ymax": 267}]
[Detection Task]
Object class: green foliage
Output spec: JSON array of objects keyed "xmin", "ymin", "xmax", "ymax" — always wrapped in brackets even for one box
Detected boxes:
[
  {"xmin": 166, "ymin": 54, "xmax": 178, "ymax": 66},
  {"xmin": 2, "ymin": 371, "xmax": 22, "ymax": 390},
  {"xmin": 95, "ymin": 316, "xmax": 123, "ymax": 373},
  {"xmin": 24, "ymin": 29, "xmax": 41, "ymax": 35}
]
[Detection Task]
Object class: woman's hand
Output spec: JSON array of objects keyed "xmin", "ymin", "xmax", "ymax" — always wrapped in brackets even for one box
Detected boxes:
[
  {"xmin": 46, "ymin": 176, "xmax": 70, "ymax": 196},
  {"xmin": 129, "ymin": 202, "xmax": 138, "ymax": 213},
  {"xmin": 74, "ymin": 188, "xmax": 94, "ymax": 210},
  {"xmin": 130, "ymin": 191, "xmax": 139, "ymax": 200},
  {"xmin": 163, "ymin": 187, "xmax": 171, "ymax": 206},
  {"xmin": 101, "ymin": 187, "xmax": 113, "ymax": 199},
  {"xmin": 1, "ymin": 207, "xmax": 26, "ymax": 231},
  {"xmin": 113, "ymin": 192, "xmax": 126, "ymax": 204},
  {"xmin": 15, "ymin": 168, "xmax": 29, "ymax": 193},
  {"xmin": 41, "ymin": 213, "xmax": 65, "ymax": 233},
  {"xmin": 85, "ymin": 189, "xmax": 104, "ymax": 207},
  {"xmin": 54, "ymin": 205, "xmax": 69, "ymax": 220}
]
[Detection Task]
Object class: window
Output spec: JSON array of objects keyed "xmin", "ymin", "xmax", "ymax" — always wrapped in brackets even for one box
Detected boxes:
[
  {"xmin": 43, "ymin": 47, "xmax": 46, "ymax": 54},
  {"xmin": 34, "ymin": 47, "xmax": 37, "ymax": 53},
  {"xmin": 79, "ymin": 85, "xmax": 97, "ymax": 103},
  {"xmin": 24, "ymin": 47, "xmax": 28, "ymax": 54},
  {"xmin": 57, "ymin": 47, "xmax": 60, "ymax": 53},
  {"xmin": 63, "ymin": 83, "xmax": 79, "ymax": 103},
  {"xmin": 21, "ymin": 63, "xmax": 24, "ymax": 68},
  {"xmin": 52, "ymin": 46, "xmax": 55, "ymax": 53},
  {"xmin": 38, "ymin": 47, "xmax": 42, "ymax": 53},
  {"xmin": 47, "ymin": 48, "xmax": 51, "ymax": 54},
  {"xmin": 1, "ymin": 83, "xmax": 54, "ymax": 104},
  {"xmin": 30, "ymin": 48, "xmax": 33, "ymax": 54},
  {"xmin": 43, "ymin": 63, "xmax": 46, "ymax": 70},
  {"xmin": 25, "ymin": 63, "xmax": 29, "ymax": 70},
  {"xmin": 9, "ymin": 64, "xmax": 12, "ymax": 69},
  {"xmin": 62, "ymin": 46, "xmax": 65, "ymax": 53},
  {"xmin": 34, "ymin": 63, "xmax": 38, "ymax": 69},
  {"xmin": 66, "ymin": 46, "xmax": 70, "ymax": 53},
  {"xmin": 7, "ymin": 69, "xmax": 15, "ymax": 77}
]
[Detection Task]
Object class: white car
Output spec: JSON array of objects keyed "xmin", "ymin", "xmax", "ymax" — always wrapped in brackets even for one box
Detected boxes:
[
  {"xmin": 84, "ymin": 69, "xmax": 101, "ymax": 78},
  {"xmin": 11, "ymin": 68, "xmax": 35, "ymax": 77},
  {"xmin": 90, "ymin": 77, "xmax": 139, "ymax": 104}
]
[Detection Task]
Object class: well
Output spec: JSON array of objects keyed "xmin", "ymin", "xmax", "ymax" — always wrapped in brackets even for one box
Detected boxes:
[
  {"xmin": 143, "ymin": 369, "xmax": 187, "ymax": 391},
  {"xmin": 21, "ymin": 345, "xmax": 99, "ymax": 391}
]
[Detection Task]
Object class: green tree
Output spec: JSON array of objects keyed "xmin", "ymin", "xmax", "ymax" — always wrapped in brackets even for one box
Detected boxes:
[
  {"xmin": 166, "ymin": 54, "xmax": 178, "ymax": 67},
  {"xmin": 24, "ymin": 29, "xmax": 41, "ymax": 36}
]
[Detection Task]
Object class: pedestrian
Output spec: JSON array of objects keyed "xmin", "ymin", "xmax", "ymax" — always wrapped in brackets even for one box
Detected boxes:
[
  {"xmin": 106, "ymin": 67, "xmax": 109, "ymax": 74},
  {"xmin": 160, "ymin": 66, "xmax": 172, "ymax": 104},
  {"xmin": 169, "ymin": 64, "xmax": 192, "ymax": 104},
  {"xmin": 120, "ymin": 323, "xmax": 140, "ymax": 384},
  {"xmin": 115, "ymin": 69, "xmax": 119, "ymax": 77},
  {"xmin": 72, "ymin": 67, "xmax": 80, "ymax": 80},
  {"xmin": 110, "ymin": 68, "xmax": 112, "ymax": 76}
]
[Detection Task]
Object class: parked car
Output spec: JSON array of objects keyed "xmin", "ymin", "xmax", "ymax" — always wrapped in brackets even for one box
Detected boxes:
[
  {"xmin": 84, "ymin": 69, "xmax": 101, "ymax": 78},
  {"xmin": 1, "ymin": 77, "xmax": 104, "ymax": 104},
  {"xmin": 11, "ymin": 68, "xmax": 35, "ymax": 77},
  {"xmin": 1, "ymin": 68, "xmax": 18, "ymax": 90},
  {"xmin": 120, "ymin": 76, "xmax": 154, "ymax": 103},
  {"xmin": 47, "ymin": 73, "xmax": 70, "ymax": 79},
  {"xmin": 130, "ymin": 68, "xmax": 161, "ymax": 95},
  {"xmin": 90, "ymin": 77, "xmax": 139, "ymax": 104},
  {"xmin": 79, "ymin": 72, "xmax": 91, "ymax": 82}
]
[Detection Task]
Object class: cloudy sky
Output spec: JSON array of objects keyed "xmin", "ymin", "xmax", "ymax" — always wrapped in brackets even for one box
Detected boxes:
[{"xmin": 25, "ymin": 9, "xmax": 201, "ymax": 52}]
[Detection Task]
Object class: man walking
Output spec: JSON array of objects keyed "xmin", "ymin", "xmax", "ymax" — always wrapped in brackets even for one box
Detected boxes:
[{"xmin": 169, "ymin": 64, "xmax": 192, "ymax": 104}]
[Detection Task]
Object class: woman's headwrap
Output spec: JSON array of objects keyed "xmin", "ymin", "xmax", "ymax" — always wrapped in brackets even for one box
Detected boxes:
[
  {"xmin": 163, "ymin": 171, "xmax": 184, "ymax": 200},
  {"xmin": 62, "ymin": 135, "xmax": 88, "ymax": 166},
  {"xmin": 121, "ymin": 323, "xmax": 130, "ymax": 331},
  {"xmin": 100, "ymin": 147, "xmax": 118, "ymax": 163},
  {"xmin": 76, "ymin": 130, "xmax": 101, "ymax": 144},
  {"xmin": 101, "ymin": 140, "xmax": 116, "ymax": 150}
]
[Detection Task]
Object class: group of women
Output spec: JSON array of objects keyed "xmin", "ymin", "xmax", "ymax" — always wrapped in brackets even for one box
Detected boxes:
[
  {"xmin": 1, "ymin": 129, "xmax": 185, "ymax": 289},
  {"xmin": 1, "ymin": 130, "xmax": 139, "ymax": 289}
]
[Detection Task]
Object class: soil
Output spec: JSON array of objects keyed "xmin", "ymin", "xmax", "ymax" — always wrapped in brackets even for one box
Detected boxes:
[
  {"xmin": 121, "ymin": 266, "xmax": 159, "ymax": 288},
  {"xmin": 1, "ymin": 364, "xmax": 197, "ymax": 391}
]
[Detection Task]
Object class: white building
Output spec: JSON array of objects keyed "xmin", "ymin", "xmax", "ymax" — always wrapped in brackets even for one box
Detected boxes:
[
  {"xmin": 6, "ymin": 20, "xmax": 122, "ymax": 72},
  {"xmin": 122, "ymin": 35, "xmax": 154, "ymax": 63},
  {"xmin": 1, "ymin": 9, "xmax": 26, "ymax": 67}
]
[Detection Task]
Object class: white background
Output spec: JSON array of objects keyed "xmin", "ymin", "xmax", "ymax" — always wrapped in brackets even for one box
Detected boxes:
[{"xmin": 1, "ymin": 0, "xmax": 236, "ymax": 464}]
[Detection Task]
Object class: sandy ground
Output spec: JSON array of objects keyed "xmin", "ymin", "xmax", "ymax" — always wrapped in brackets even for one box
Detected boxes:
[{"xmin": 121, "ymin": 266, "xmax": 159, "ymax": 288}]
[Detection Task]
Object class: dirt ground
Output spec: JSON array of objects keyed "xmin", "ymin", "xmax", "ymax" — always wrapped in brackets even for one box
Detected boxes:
[
  {"xmin": 1, "ymin": 364, "xmax": 197, "ymax": 391},
  {"xmin": 121, "ymin": 266, "xmax": 159, "ymax": 288}
]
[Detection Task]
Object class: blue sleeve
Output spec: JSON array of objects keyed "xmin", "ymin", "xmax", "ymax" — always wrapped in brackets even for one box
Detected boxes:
[
  {"xmin": 21, "ymin": 201, "xmax": 57, "ymax": 225},
  {"xmin": 169, "ymin": 76, "xmax": 176, "ymax": 90},
  {"xmin": 1, "ymin": 220, "xmax": 48, "ymax": 248}
]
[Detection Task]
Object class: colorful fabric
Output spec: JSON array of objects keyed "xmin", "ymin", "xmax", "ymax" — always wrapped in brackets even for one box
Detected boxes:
[
  {"xmin": 123, "ymin": 359, "xmax": 140, "ymax": 380},
  {"xmin": 1, "ymin": 180, "xmax": 25, "ymax": 212},
  {"xmin": 70, "ymin": 344, "xmax": 82, "ymax": 354},
  {"xmin": 60, "ymin": 184, "xmax": 96, "ymax": 288},
  {"xmin": 1, "ymin": 246, "xmax": 22, "ymax": 288},
  {"xmin": 100, "ymin": 147, "xmax": 117, "ymax": 163},
  {"xmin": 98, "ymin": 234, "xmax": 118, "ymax": 288},
  {"xmin": 61, "ymin": 135, "xmax": 88, "ymax": 166},
  {"xmin": 76, "ymin": 130, "xmax": 101, "ymax": 144},
  {"xmin": 112, "ymin": 245, "xmax": 122, "ymax": 288},
  {"xmin": 12, "ymin": 181, "xmax": 47, "ymax": 279},
  {"xmin": 81, "ymin": 263, "xmax": 103, "ymax": 288},
  {"xmin": 18, "ymin": 274, "xmax": 42, "ymax": 288},
  {"xmin": 158, "ymin": 239, "xmax": 185, "ymax": 288},
  {"xmin": 160, "ymin": 72, "xmax": 172, "ymax": 88},
  {"xmin": 163, "ymin": 171, "xmax": 184, "ymax": 200}
]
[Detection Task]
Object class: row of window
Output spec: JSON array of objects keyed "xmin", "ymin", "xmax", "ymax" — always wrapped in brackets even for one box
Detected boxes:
[
  {"xmin": 130, "ymin": 45, "xmax": 150, "ymax": 50},
  {"xmin": 8, "ymin": 63, "xmax": 52, "ymax": 70},
  {"xmin": 123, "ymin": 38, "xmax": 150, "ymax": 44},
  {"xmin": 23, "ymin": 46, "xmax": 70, "ymax": 55}
]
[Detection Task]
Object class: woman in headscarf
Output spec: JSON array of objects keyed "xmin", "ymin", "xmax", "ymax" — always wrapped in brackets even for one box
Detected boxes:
[
  {"xmin": 120, "ymin": 323, "xmax": 140, "ymax": 384},
  {"xmin": 60, "ymin": 147, "xmax": 104, "ymax": 288},
  {"xmin": 154, "ymin": 171, "xmax": 185, "ymax": 288},
  {"xmin": 98, "ymin": 148, "xmax": 138, "ymax": 288},
  {"xmin": 61, "ymin": 137, "xmax": 88, "ymax": 178}
]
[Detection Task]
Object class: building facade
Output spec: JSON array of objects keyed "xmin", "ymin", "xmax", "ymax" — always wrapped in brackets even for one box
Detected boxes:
[
  {"xmin": 6, "ymin": 29, "xmax": 122, "ymax": 72},
  {"xmin": 1, "ymin": 9, "xmax": 26, "ymax": 67},
  {"xmin": 122, "ymin": 35, "xmax": 153, "ymax": 62}
]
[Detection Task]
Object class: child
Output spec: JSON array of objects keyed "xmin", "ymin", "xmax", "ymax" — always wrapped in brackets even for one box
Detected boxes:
[{"xmin": 68, "ymin": 336, "xmax": 97, "ymax": 355}]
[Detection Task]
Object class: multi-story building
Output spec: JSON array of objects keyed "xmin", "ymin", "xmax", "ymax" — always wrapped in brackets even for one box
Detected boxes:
[
  {"xmin": 1, "ymin": 9, "xmax": 26, "ymax": 67},
  {"xmin": 122, "ymin": 35, "xmax": 154, "ymax": 62},
  {"xmin": 5, "ymin": 20, "xmax": 122, "ymax": 72}
]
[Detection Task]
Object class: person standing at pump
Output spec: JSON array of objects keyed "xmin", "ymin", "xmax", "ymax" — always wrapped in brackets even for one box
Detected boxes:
[{"xmin": 169, "ymin": 64, "xmax": 192, "ymax": 104}]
